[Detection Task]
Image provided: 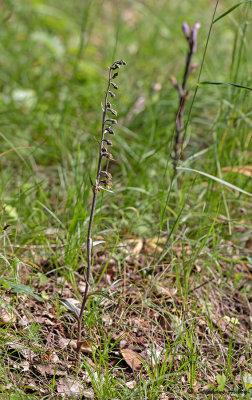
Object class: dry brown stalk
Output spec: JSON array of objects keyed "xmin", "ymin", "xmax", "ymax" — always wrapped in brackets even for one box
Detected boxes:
[{"xmin": 171, "ymin": 22, "xmax": 201, "ymax": 172}]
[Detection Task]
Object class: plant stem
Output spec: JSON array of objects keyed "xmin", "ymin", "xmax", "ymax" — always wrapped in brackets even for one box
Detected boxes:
[
  {"xmin": 77, "ymin": 67, "xmax": 113, "ymax": 357},
  {"xmin": 173, "ymin": 47, "xmax": 193, "ymax": 168},
  {"xmin": 172, "ymin": 22, "xmax": 200, "ymax": 174}
]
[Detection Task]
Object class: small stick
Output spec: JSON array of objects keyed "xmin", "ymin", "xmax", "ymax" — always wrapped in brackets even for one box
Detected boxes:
[
  {"xmin": 189, "ymin": 277, "xmax": 214, "ymax": 293},
  {"xmin": 171, "ymin": 22, "xmax": 201, "ymax": 173},
  {"xmin": 76, "ymin": 59, "xmax": 126, "ymax": 358}
]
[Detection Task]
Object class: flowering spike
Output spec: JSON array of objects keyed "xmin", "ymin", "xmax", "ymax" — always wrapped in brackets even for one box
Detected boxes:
[
  {"xmin": 182, "ymin": 22, "xmax": 190, "ymax": 40},
  {"xmin": 111, "ymin": 63, "xmax": 120, "ymax": 70},
  {"xmin": 102, "ymin": 138, "xmax": 112, "ymax": 145},
  {"xmin": 191, "ymin": 22, "xmax": 201, "ymax": 53},
  {"xmin": 111, "ymin": 82, "xmax": 118, "ymax": 90},
  {"xmin": 102, "ymin": 152, "xmax": 114, "ymax": 160},
  {"xmin": 108, "ymin": 108, "xmax": 117, "ymax": 116},
  {"xmin": 105, "ymin": 118, "xmax": 117, "ymax": 124},
  {"xmin": 104, "ymin": 127, "xmax": 114, "ymax": 135},
  {"xmin": 77, "ymin": 59, "xmax": 126, "ymax": 357},
  {"xmin": 101, "ymin": 170, "xmax": 112, "ymax": 179}
]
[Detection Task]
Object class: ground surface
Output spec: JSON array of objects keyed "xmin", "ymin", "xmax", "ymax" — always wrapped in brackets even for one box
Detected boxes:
[{"xmin": 0, "ymin": 0, "xmax": 251, "ymax": 399}]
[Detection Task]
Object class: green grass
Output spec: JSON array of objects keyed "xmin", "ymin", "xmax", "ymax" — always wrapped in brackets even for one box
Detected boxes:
[{"xmin": 0, "ymin": 0, "xmax": 251, "ymax": 399}]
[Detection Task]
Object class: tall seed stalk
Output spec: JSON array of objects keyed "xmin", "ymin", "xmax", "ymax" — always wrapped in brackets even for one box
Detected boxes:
[
  {"xmin": 77, "ymin": 59, "xmax": 126, "ymax": 357},
  {"xmin": 170, "ymin": 22, "xmax": 201, "ymax": 173}
]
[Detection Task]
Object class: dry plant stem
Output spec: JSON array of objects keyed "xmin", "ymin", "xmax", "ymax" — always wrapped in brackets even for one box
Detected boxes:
[
  {"xmin": 172, "ymin": 22, "xmax": 200, "ymax": 172},
  {"xmin": 76, "ymin": 60, "xmax": 125, "ymax": 358},
  {"xmin": 174, "ymin": 51, "xmax": 192, "ymax": 165}
]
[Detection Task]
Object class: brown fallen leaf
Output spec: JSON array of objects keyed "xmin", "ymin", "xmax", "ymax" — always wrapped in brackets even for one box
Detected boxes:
[
  {"xmin": 121, "ymin": 348, "xmax": 144, "ymax": 370},
  {"xmin": 58, "ymin": 337, "xmax": 95, "ymax": 354},
  {"xmin": 126, "ymin": 238, "xmax": 143, "ymax": 255},
  {"xmin": 57, "ymin": 376, "xmax": 94, "ymax": 398},
  {"xmin": 126, "ymin": 380, "xmax": 137, "ymax": 389},
  {"xmin": 6, "ymin": 341, "xmax": 37, "ymax": 361},
  {"xmin": 132, "ymin": 238, "xmax": 143, "ymax": 255},
  {"xmin": 12, "ymin": 360, "xmax": 29, "ymax": 372},
  {"xmin": 34, "ymin": 316, "xmax": 54, "ymax": 326},
  {"xmin": 140, "ymin": 344, "xmax": 164, "ymax": 366},
  {"xmin": 154, "ymin": 283, "xmax": 177, "ymax": 297},
  {"xmin": 222, "ymin": 166, "xmax": 252, "ymax": 177},
  {"xmin": 0, "ymin": 308, "xmax": 16, "ymax": 324},
  {"xmin": 35, "ymin": 363, "xmax": 66, "ymax": 377},
  {"xmin": 145, "ymin": 237, "xmax": 164, "ymax": 253}
]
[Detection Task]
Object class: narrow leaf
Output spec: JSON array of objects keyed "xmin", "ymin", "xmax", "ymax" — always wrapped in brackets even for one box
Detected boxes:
[
  {"xmin": 59, "ymin": 299, "xmax": 81, "ymax": 317},
  {"xmin": 213, "ymin": 1, "xmax": 252, "ymax": 24},
  {"xmin": 88, "ymin": 291, "xmax": 113, "ymax": 301},
  {"xmin": 0, "ymin": 279, "xmax": 44, "ymax": 302},
  {"xmin": 198, "ymin": 81, "xmax": 252, "ymax": 91},
  {"xmin": 177, "ymin": 167, "xmax": 252, "ymax": 197}
]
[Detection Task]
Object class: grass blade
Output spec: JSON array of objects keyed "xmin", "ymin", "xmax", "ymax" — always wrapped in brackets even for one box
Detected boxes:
[
  {"xmin": 198, "ymin": 81, "xmax": 252, "ymax": 91},
  {"xmin": 213, "ymin": 1, "xmax": 252, "ymax": 24},
  {"xmin": 177, "ymin": 167, "xmax": 252, "ymax": 196}
]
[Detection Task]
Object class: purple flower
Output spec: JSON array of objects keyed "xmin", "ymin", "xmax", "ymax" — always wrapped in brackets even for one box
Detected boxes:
[
  {"xmin": 191, "ymin": 22, "xmax": 201, "ymax": 53},
  {"xmin": 182, "ymin": 22, "xmax": 190, "ymax": 39}
]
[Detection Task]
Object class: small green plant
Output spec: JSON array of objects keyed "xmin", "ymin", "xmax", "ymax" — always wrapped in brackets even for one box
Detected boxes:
[{"xmin": 77, "ymin": 59, "xmax": 126, "ymax": 357}]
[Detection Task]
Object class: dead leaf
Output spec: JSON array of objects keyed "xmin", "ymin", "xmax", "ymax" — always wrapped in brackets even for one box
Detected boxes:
[
  {"xmin": 154, "ymin": 283, "xmax": 177, "ymax": 297},
  {"xmin": 121, "ymin": 348, "xmax": 144, "ymax": 370},
  {"xmin": 126, "ymin": 238, "xmax": 143, "ymax": 255},
  {"xmin": 145, "ymin": 237, "xmax": 167, "ymax": 253},
  {"xmin": 35, "ymin": 363, "xmax": 65, "ymax": 377},
  {"xmin": 245, "ymin": 239, "xmax": 252, "ymax": 250},
  {"xmin": 6, "ymin": 341, "xmax": 37, "ymax": 361},
  {"xmin": 12, "ymin": 360, "xmax": 30, "ymax": 372},
  {"xmin": 119, "ymin": 339, "xmax": 128, "ymax": 349},
  {"xmin": 126, "ymin": 380, "xmax": 137, "ymax": 389},
  {"xmin": 18, "ymin": 315, "xmax": 30, "ymax": 326},
  {"xmin": 132, "ymin": 239, "xmax": 143, "ymax": 255},
  {"xmin": 102, "ymin": 313, "xmax": 112, "ymax": 325},
  {"xmin": 222, "ymin": 166, "xmax": 252, "ymax": 177},
  {"xmin": 140, "ymin": 344, "xmax": 164, "ymax": 365},
  {"xmin": 58, "ymin": 337, "xmax": 95, "ymax": 354},
  {"xmin": 0, "ymin": 307, "xmax": 16, "ymax": 324},
  {"xmin": 78, "ymin": 284, "xmax": 86, "ymax": 293},
  {"xmin": 34, "ymin": 316, "xmax": 54, "ymax": 325},
  {"xmin": 57, "ymin": 376, "xmax": 94, "ymax": 398},
  {"xmin": 58, "ymin": 337, "xmax": 72, "ymax": 349},
  {"xmin": 78, "ymin": 337, "xmax": 96, "ymax": 354}
]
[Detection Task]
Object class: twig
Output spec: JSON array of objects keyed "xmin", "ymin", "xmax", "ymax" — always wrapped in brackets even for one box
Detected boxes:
[
  {"xmin": 77, "ymin": 59, "xmax": 126, "ymax": 358},
  {"xmin": 171, "ymin": 22, "xmax": 201, "ymax": 173},
  {"xmin": 189, "ymin": 277, "xmax": 214, "ymax": 293}
]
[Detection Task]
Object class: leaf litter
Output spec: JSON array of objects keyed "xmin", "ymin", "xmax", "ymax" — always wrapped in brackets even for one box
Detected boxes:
[{"xmin": 0, "ymin": 233, "xmax": 251, "ymax": 397}]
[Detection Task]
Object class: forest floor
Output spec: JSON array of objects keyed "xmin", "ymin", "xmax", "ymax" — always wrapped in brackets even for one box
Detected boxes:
[{"xmin": 0, "ymin": 0, "xmax": 251, "ymax": 399}]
